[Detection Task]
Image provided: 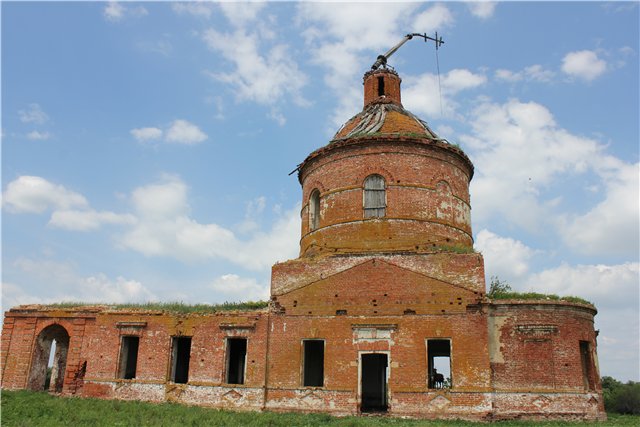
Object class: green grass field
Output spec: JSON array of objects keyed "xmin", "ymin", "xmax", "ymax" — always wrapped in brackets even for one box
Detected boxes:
[{"xmin": 1, "ymin": 390, "xmax": 638, "ymax": 426}]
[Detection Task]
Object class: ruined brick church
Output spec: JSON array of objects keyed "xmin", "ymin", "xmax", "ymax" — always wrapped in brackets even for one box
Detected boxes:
[{"xmin": 1, "ymin": 67, "xmax": 606, "ymax": 421}]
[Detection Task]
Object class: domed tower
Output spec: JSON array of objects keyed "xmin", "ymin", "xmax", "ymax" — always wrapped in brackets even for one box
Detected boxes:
[{"xmin": 297, "ymin": 68, "xmax": 474, "ymax": 258}]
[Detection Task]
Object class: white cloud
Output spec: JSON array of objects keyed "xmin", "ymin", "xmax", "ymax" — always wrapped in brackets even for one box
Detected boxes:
[
  {"xmin": 495, "ymin": 64, "xmax": 555, "ymax": 83},
  {"xmin": 4, "ymin": 258, "xmax": 156, "ymax": 306},
  {"xmin": 524, "ymin": 262, "xmax": 639, "ymax": 311},
  {"xmin": 172, "ymin": 1, "xmax": 215, "ymax": 19},
  {"xmin": 3, "ymin": 176, "xmax": 88, "ymax": 214},
  {"xmin": 210, "ymin": 274, "xmax": 269, "ymax": 302},
  {"xmin": 218, "ymin": 1, "xmax": 265, "ymax": 28},
  {"xmin": 461, "ymin": 99, "xmax": 604, "ymax": 231},
  {"xmin": 412, "ymin": 4, "xmax": 454, "ymax": 30},
  {"xmin": 560, "ymin": 160, "xmax": 639, "ymax": 257},
  {"xmin": 164, "ymin": 119, "xmax": 208, "ymax": 144},
  {"xmin": 18, "ymin": 103, "xmax": 49, "ymax": 124},
  {"xmin": 131, "ymin": 127, "xmax": 163, "ymax": 142},
  {"xmin": 475, "ymin": 229, "xmax": 536, "ymax": 279},
  {"xmin": 467, "ymin": 1, "xmax": 497, "ymax": 19},
  {"xmin": 203, "ymin": 29, "xmax": 308, "ymax": 111},
  {"xmin": 403, "ymin": 68, "xmax": 487, "ymax": 118},
  {"xmin": 561, "ymin": 50, "xmax": 607, "ymax": 81},
  {"xmin": 49, "ymin": 209, "xmax": 136, "ymax": 231},
  {"xmin": 119, "ymin": 176, "xmax": 300, "ymax": 271},
  {"xmin": 104, "ymin": 2, "xmax": 125, "ymax": 21},
  {"xmin": 103, "ymin": 2, "xmax": 147, "ymax": 22},
  {"xmin": 26, "ymin": 130, "xmax": 51, "ymax": 140}
]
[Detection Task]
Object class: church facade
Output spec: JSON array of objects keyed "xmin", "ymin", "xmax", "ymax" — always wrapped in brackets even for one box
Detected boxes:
[{"xmin": 1, "ymin": 68, "xmax": 605, "ymax": 421}]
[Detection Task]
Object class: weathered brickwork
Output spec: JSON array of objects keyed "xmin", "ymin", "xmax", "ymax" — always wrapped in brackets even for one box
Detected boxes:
[{"xmin": 1, "ymin": 68, "xmax": 606, "ymax": 421}]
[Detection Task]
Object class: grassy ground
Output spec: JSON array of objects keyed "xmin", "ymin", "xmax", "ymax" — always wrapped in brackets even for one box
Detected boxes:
[{"xmin": 1, "ymin": 390, "xmax": 637, "ymax": 426}]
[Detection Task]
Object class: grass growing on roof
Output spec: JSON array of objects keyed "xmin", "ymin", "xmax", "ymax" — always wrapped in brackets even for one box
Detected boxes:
[{"xmin": 43, "ymin": 300, "xmax": 269, "ymax": 313}]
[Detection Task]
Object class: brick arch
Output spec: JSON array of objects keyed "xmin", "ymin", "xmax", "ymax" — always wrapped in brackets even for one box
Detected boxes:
[
  {"xmin": 27, "ymin": 322, "xmax": 71, "ymax": 393},
  {"xmin": 356, "ymin": 166, "xmax": 395, "ymax": 187}
]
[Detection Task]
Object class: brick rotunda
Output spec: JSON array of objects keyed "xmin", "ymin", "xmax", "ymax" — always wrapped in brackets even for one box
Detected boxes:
[{"xmin": 1, "ymin": 67, "xmax": 606, "ymax": 421}]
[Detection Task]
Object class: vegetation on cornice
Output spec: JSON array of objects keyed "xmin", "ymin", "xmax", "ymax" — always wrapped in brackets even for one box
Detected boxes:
[
  {"xmin": 41, "ymin": 301, "xmax": 269, "ymax": 314},
  {"xmin": 487, "ymin": 277, "xmax": 593, "ymax": 306}
]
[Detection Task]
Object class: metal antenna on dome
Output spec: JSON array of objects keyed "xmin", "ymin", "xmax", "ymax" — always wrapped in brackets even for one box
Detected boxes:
[{"xmin": 370, "ymin": 32, "xmax": 444, "ymax": 71}]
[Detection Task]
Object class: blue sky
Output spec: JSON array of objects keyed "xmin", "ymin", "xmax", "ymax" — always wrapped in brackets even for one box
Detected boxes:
[{"xmin": 2, "ymin": 1, "xmax": 638, "ymax": 381}]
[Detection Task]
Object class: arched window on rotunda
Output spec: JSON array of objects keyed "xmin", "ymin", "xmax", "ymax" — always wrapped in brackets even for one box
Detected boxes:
[{"xmin": 364, "ymin": 175, "xmax": 386, "ymax": 218}]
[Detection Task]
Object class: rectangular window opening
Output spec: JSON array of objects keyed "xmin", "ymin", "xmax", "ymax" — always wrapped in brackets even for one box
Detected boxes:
[
  {"xmin": 580, "ymin": 341, "xmax": 595, "ymax": 391},
  {"xmin": 170, "ymin": 336, "xmax": 191, "ymax": 384},
  {"xmin": 303, "ymin": 340, "xmax": 324, "ymax": 387},
  {"xmin": 226, "ymin": 338, "xmax": 247, "ymax": 385},
  {"xmin": 377, "ymin": 76, "xmax": 385, "ymax": 97},
  {"xmin": 427, "ymin": 339, "xmax": 451, "ymax": 389},
  {"xmin": 118, "ymin": 336, "xmax": 139, "ymax": 380}
]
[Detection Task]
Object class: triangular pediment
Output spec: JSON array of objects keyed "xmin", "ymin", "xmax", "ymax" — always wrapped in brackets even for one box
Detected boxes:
[{"xmin": 275, "ymin": 258, "xmax": 478, "ymax": 316}]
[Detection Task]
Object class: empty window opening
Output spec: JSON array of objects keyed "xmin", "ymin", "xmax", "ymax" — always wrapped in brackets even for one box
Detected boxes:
[
  {"xmin": 28, "ymin": 324, "xmax": 70, "ymax": 393},
  {"xmin": 428, "ymin": 339, "xmax": 451, "ymax": 389},
  {"xmin": 303, "ymin": 340, "xmax": 324, "ymax": 387},
  {"xmin": 580, "ymin": 341, "xmax": 595, "ymax": 391},
  {"xmin": 226, "ymin": 338, "xmax": 247, "ymax": 384},
  {"xmin": 377, "ymin": 76, "xmax": 385, "ymax": 96},
  {"xmin": 364, "ymin": 175, "xmax": 386, "ymax": 218},
  {"xmin": 170, "ymin": 336, "xmax": 191, "ymax": 384},
  {"xmin": 309, "ymin": 189, "xmax": 320, "ymax": 231},
  {"xmin": 361, "ymin": 353, "xmax": 388, "ymax": 412},
  {"xmin": 118, "ymin": 336, "xmax": 140, "ymax": 380}
]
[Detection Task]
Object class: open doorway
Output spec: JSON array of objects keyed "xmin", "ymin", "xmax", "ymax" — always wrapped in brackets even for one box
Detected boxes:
[
  {"xmin": 28, "ymin": 324, "xmax": 70, "ymax": 392},
  {"xmin": 360, "ymin": 353, "xmax": 388, "ymax": 412},
  {"xmin": 427, "ymin": 339, "xmax": 451, "ymax": 389},
  {"xmin": 170, "ymin": 336, "xmax": 191, "ymax": 384}
]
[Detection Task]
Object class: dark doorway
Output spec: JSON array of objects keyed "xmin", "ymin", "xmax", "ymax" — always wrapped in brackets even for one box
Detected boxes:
[
  {"xmin": 303, "ymin": 339, "xmax": 324, "ymax": 387},
  {"xmin": 28, "ymin": 324, "xmax": 70, "ymax": 392},
  {"xmin": 361, "ymin": 353, "xmax": 388, "ymax": 412},
  {"xmin": 170, "ymin": 337, "xmax": 191, "ymax": 384},
  {"xmin": 118, "ymin": 336, "xmax": 139, "ymax": 379},
  {"xmin": 226, "ymin": 338, "xmax": 247, "ymax": 384}
]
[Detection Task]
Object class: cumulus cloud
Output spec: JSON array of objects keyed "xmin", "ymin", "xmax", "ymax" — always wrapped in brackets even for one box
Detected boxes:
[
  {"xmin": 119, "ymin": 176, "xmax": 300, "ymax": 270},
  {"xmin": 130, "ymin": 127, "xmax": 163, "ymax": 142},
  {"xmin": 202, "ymin": 28, "xmax": 308, "ymax": 119},
  {"xmin": 560, "ymin": 160, "xmax": 639, "ymax": 257},
  {"xmin": 475, "ymin": 229, "xmax": 536, "ymax": 279},
  {"xmin": 3, "ymin": 176, "xmax": 88, "ymax": 213},
  {"xmin": 165, "ymin": 119, "xmax": 208, "ymax": 145},
  {"xmin": 561, "ymin": 50, "xmax": 607, "ymax": 81},
  {"xmin": 18, "ymin": 103, "xmax": 49, "ymax": 124},
  {"xmin": 460, "ymin": 99, "xmax": 604, "ymax": 231},
  {"xmin": 467, "ymin": 1, "xmax": 497, "ymax": 19},
  {"xmin": 210, "ymin": 274, "xmax": 269, "ymax": 302},
  {"xmin": 403, "ymin": 68, "xmax": 487, "ymax": 118},
  {"xmin": 412, "ymin": 3, "xmax": 454, "ymax": 31},
  {"xmin": 4, "ymin": 258, "xmax": 156, "ymax": 306}
]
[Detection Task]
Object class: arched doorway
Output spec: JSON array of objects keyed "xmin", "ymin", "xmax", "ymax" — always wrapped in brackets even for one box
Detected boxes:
[{"xmin": 27, "ymin": 324, "xmax": 70, "ymax": 392}]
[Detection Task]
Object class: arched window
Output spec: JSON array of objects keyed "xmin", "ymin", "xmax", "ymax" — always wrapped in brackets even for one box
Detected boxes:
[
  {"xmin": 364, "ymin": 175, "xmax": 386, "ymax": 218},
  {"xmin": 309, "ymin": 189, "xmax": 320, "ymax": 230}
]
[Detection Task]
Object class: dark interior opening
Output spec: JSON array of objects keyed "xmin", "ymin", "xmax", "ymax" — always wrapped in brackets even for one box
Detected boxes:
[
  {"xmin": 580, "ymin": 341, "xmax": 595, "ymax": 390},
  {"xmin": 303, "ymin": 340, "xmax": 324, "ymax": 387},
  {"xmin": 170, "ymin": 336, "xmax": 191, "ymax": 384},
  {"xmin": 119, "ymin": 336, "xmax": 139, "ymax": 380},
  {"xmin": 428, "ymin": 339, "xmax": 451, "ymax": 389},
  {"xmin": 226, "ymin": 338, "xmax": 247, "ymax": 384},
  {"xmin": 377, "ymin": 76, "xmax": 385, "ymax": 96},
  {"xmin": 361, "ymin": 353, "xmax": 388, "ymax": 412}
]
